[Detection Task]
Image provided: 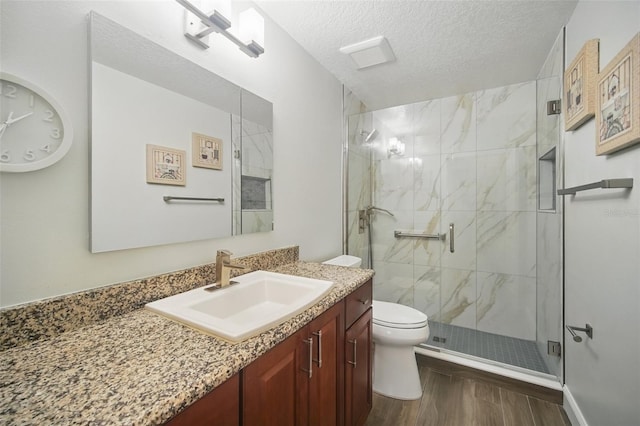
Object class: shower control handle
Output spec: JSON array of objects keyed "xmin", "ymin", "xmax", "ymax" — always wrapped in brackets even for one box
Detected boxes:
[
  {"xmin": 566, "ymin": 324, "xmax": 593, "ymax": 342},
  {"xmin": 449, "ymin": 223, "xmax": 455, "ymax": 253}
]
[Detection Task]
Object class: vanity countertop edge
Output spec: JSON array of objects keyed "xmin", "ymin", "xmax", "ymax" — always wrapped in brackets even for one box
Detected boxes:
[{"xmin": 0, "ymin": 261, "xmax": 374, "ymax": 426}]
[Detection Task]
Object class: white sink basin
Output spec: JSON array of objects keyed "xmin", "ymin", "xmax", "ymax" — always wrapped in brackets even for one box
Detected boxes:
[{"xmin": 145, "ymin": 271, "xmax": 334, "ymax": 342}]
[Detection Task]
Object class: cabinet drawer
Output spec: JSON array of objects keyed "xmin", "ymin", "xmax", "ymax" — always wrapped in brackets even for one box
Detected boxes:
[{"xmin": 345, "ymin": 279, "xmax": 372, "ymax": 329}]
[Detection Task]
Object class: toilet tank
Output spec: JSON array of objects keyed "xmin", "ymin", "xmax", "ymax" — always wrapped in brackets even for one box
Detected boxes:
[{"xmin": 323, "ymin": 255, "xmax": 362, "ymax": 268}]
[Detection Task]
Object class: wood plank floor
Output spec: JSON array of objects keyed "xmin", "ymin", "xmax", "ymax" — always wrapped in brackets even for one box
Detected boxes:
[{"xmin": 365, "ymin": 356, "xmax": 571, "ymax": 426}]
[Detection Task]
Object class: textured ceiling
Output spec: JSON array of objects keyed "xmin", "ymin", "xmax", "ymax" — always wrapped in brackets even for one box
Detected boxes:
[{"xmin": 255, "ymin": 0, "xmax": 577, "ymax": 110}]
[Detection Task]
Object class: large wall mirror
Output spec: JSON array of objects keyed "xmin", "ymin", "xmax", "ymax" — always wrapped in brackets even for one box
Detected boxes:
[{"xmin": 90, "ymin": 12, "xmax": 273, "ymax": 253}]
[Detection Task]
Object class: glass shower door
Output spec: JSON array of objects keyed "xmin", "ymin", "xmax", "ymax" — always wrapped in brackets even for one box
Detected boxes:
[{"xmin": 345, "ymin": 69, "xmax": 563, "ymax": 381}]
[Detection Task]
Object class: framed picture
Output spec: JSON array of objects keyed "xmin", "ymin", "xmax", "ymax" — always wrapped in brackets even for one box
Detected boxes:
[
  {"xmin": 146, "ymin": 144, "xmax": 186, "ymax": 186},
  {"xmin": 596, "ymin": 33, "xmax": 640, "ymax": 155},
  {"xmin": 565, "ymin": 39, "xmax": 599, "ymax": 131},
  {"xmin": 192, "ymin": 132, "xmax": 223, "ymax": 170}
]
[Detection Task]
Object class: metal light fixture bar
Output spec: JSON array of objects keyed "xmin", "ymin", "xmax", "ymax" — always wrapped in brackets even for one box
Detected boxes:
[{"xmin": 176, "ymin": 0, "xmax": 264, "ymax": 58}]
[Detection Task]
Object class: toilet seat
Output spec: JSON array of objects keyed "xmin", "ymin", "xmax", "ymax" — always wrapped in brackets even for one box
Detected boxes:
[{"xmin": 373, "ymin": 300, "xmax": 428, "ymax": 329}]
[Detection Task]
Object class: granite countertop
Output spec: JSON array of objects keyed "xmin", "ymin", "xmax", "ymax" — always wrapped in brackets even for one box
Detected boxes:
[{"xmin": 0, "ymin": 262, "xmax": 374, "ymax": 425}]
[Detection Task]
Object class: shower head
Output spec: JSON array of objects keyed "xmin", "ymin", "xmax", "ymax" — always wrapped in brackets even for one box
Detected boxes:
[{"xmin": 361, "ymin": 129, "xmax": 378, "ymax": 143}]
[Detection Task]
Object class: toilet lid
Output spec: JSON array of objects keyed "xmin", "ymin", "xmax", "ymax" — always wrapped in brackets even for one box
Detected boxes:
[{"xmin": 373, "ymin": 300, "xmax": 429, "ymax": 329}]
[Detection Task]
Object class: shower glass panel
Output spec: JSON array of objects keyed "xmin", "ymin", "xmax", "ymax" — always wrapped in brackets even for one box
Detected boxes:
[{"xmin": 346, "ymin": 54, "xmax": 563, "ymax": 381}]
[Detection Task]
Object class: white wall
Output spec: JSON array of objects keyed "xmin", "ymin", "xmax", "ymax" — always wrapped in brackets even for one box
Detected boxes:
[
  {"xmin": 0, "ymin": 0, "xmax": 343, "ymax": 307},
  {"xmin": 564, "ymin": 2, "xmax": 640, "ymax": 424}
]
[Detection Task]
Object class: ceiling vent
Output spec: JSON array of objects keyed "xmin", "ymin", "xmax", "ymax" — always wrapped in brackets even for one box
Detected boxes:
[{"xmin": 339, "ymin": 36, "xmax": 396, "ymax": 70}]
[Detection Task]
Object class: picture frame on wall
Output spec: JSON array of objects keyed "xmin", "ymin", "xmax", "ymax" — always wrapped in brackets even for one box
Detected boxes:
[
  {"xmin": 565, "ymin": 39, "xmax": 599, "ymax": 131},
  {"xmin": 192, "ymin": 132, "xmax": 223, "ymax": 170},
  {"xmin": 146, "ymin": 144, "xmax": 186, "ymax": 186},
  {"xmin": 596, "ymin": 33, "xmax": 640, "ymax": 155}
]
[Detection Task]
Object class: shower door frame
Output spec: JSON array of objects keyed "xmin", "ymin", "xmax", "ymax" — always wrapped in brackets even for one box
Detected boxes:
[{"xmin": 343, "ymin": 79, "xmax": 565, "ymax": 384}]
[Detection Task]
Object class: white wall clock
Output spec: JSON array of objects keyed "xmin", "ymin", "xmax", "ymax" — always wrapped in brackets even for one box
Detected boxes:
[{"xmin": 0, "ymin": 72, "xmax": 73, "ymax": 172}]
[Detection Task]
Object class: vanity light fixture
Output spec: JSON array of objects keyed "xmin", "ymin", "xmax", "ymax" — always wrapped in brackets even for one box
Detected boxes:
[
  {"xmin": 388, "ymin": 137, "xmax": 405, "ymax": 156},
  {"xmin": 238, "ymin": 8, "xmax": 264, "ymax": 49},
  {"xmin": 176, "ymin": 0, "xmax": 264, "ymax": 58}
]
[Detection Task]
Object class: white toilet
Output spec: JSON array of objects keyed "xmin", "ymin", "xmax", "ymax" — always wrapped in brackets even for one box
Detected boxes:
[{"xmin": 322, "ymin": 255, "xmax": 430, "ymax": 400}]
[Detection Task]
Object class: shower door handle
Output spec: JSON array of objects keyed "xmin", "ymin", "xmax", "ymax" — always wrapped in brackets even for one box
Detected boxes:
[{"xmin": 449, "ymin": 223, "xmax": 455, "ymax": 253}]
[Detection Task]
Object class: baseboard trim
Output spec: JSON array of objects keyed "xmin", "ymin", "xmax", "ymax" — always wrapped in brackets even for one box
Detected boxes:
[
  {"xmin": 563, "ymin": 384, "xmax": 588, "ymax": 426},
  {"xmin": 415, "ymin": 346, "xmax": 563, "ymax": 404}
]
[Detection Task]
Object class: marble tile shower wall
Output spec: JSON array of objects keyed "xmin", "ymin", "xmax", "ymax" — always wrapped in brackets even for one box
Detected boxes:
[
  {"xmin": 350, "ymin": 81, "xmax": 537, "ymax": 340},
  {"xmin": 346, "ymin": 111, "xmax": 374, "ymax": 268},
  {"xmin": 232, "ymin": 116, "xmax": 273, "ymax": 234}
]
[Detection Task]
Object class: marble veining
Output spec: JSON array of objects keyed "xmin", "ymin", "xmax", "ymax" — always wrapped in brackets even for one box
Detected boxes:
[
  {"xmin": 348, "ymin": 79, "xmax": 540, "ymax": 342},
  {"xmin": 441, "ymin": 93, "xmax": 476, "ymax": 154},
  {"xmin": 371, "ymin": 210, "xmax": 411, "ymax": 264},
  {"xmin": 413, "ymin": 99, "xmax": 441, "ymax": 157},
  {"xmin": 374, "ymin": 157, "xmax": 414, "ymax": 211},
  {"xmin": 413, "ymin": 265, "xmax": 441, "ymax": 320},
  {"xmin": 476, "ymin": 82, "xmax": 536, "ymax": 151},
  {"xmin": 441, "ymin": 152, "xmax": 477, "ymax": 211},
  {"xmin": 476, "ymin": 146, "xmax": 537, "ymax": 212},
  {"xmin": 413, "ymin": 154, "xmax": 441, "ymax": 211},
  {"xmin": 0, "ymin": 261, "xmax": 374, "ymax": 425},
  {"xmin": 372, "ymin": 262, "xmax": 413, "ymax": 306},
  {"xmin": 440, "ymin": 268, "xmax": 476, "ymax": 327},
  {"xmin": 477, "ymin": 211, "xmax": 536, "ymax": 278},
  {"xmin": 476, "ymin": 271, "xmax": 536, "ymax": 340},
  {"xmin": 412, "ymin": 210, "xmax": 442, "ymax": 267}
]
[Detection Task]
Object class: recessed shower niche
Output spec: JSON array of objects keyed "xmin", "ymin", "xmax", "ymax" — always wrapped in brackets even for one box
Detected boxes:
[{"xmin": 538, "ymin": 147, "xmax": 557, "ymax": 211}]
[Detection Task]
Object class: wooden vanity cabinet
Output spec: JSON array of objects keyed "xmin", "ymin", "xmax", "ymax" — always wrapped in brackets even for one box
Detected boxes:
[
  {"xmin": 309, "ymin": 302, "xmax": 345, "ymax": 426},
  {"xmin": 344, "ymin": 280, "xmax": 373, "ymax": 426},
  {"xmin": 165, "ymin": 279, "xmax": 373, "ymax": 426},
  {"xmin": 242, "ymin": 325, "xmax": 309, "ymax": 425},
  {"xmin": 242, "ymin": 302, "xmax": 344, "ymax": 426},
  {"xmin": 165, "ymin": 373, "xmax": 240, "ymax": 426}
]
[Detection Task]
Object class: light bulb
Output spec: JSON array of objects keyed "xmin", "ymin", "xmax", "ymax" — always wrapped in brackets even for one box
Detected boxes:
[{"xmin": 239, "ymin": 8, "xmax": 264, "ymax": 47}]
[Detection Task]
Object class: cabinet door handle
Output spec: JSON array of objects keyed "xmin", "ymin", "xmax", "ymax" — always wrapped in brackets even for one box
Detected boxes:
[
  {"xmin": 347, "ymin": 339, "xmax": 357, "ymax": 368},
  {"xmin": 303, "ymin": 337, "xmax": 313, "ymax": 378},
  {"xmin": 312, "ymin": 330, "xmax": 322, "ymax": 368},
  {"xmin": 358, "ymin": 298, "xmax": 370, "ymax": 305}
]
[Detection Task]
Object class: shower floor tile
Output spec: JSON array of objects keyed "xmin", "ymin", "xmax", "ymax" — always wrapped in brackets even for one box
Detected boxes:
[{"xmin": 424, "ymin": 321, "xmax": 550, "ymax": 374}]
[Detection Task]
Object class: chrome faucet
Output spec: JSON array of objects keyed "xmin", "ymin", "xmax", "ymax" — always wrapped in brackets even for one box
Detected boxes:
[{"xmin": 214, "ymin": 250, "xmax": 248, "ymax": 288}]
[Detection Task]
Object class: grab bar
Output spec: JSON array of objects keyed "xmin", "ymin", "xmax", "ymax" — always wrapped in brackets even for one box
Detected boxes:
[
  {"xmin": 394, "ymin": 230, "xmax": 446, "ymax": 241},
  {"xmin": 557, "ymin": 178, "xmax": 633, "ymax": 195},
  {"xmin": 163, "ymin": 196, "xmax": 225, "ymax": 202}
]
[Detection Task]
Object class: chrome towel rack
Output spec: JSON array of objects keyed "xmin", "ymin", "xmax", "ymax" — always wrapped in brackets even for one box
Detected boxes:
[
  {"xmin": 557, "ymin": 178, "xmax": 633, "ymax": 195},
  {"xmin": 163, "ymin": 196, "xmax": 225, "ymax": 202}
]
